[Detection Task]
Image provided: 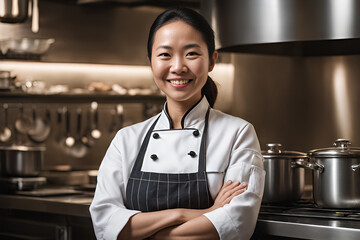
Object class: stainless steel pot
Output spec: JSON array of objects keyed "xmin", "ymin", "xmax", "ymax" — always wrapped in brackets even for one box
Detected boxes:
[
  {"xmin": 0, "ymin": 145, "xmax": 45, "ymax": 177},
  {"xmin": 262, "ymin": 143, "xmax": 307, "ymax": 203},
  {"xmin": 0, "ymin": 71, "xmax": 16, "ymax": 90},
  {"xmin": 303, "ymin": 139, "xmax": 360, "ymax": 209},
  {"xmin": 0, "ymin": 0, "xmax": 29, "ymax": 23}
]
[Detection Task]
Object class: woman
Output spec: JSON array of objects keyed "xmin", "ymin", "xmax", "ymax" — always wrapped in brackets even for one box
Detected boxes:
[{"xmin": 90, "ymin": 7, "xmax": 265, "ymax": 240}]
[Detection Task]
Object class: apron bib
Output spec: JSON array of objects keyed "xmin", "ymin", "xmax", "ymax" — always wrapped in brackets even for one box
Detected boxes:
[{"xmin": 125, "ymin": 108, "xmax": 214, "ymax": 212}]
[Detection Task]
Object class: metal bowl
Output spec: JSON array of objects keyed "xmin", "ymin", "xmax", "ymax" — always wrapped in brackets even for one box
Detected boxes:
[{"xmin": 0, "ymin": 38, "xmax": 55, "ymax": 55}]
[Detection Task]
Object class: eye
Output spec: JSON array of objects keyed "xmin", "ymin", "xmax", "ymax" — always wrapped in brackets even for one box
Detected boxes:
[
  {"xmin": 186, "ymin": 52, "xmax": 200, "ymax": 57},
  {"xmin": 158, "ymin": 53, "xmax": 171, "ymax": 58}
]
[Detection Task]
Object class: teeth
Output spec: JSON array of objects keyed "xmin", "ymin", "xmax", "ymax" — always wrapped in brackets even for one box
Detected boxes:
[{"xmin": 170, "ymin": 80, "xmax": 190, "ymax": 85}]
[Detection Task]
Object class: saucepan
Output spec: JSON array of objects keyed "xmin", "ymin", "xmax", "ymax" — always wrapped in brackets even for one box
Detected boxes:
[
  {"xmin": 298, "ymin": 139, "xmax": 360, "ymax": 209},
  {"xmin": 0, "ymin": 145, "xmax": 45, "ymax": 177},
  {"xmin": 261, "ymin": 143, "xmax": 307, "ymax": 203}
]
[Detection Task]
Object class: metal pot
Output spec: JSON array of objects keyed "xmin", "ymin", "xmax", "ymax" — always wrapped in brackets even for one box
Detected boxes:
[
  {"xmin": 0, "ymin": 0, "xmax": 29, "ymax": 23},
  {"xmin": 261, "ymin": 143, "xmax": 307, "ymax": 203},
  {"xmin": 304, "ymin": 139, "xmax": 360, "ymax": 209},
  {"xmin": 0, "ymin": 71, "xmax": 16, "ymax": 90},
  {"xmin": 0, "ymin": 145, "xmax": 45, "ymax": 177}
]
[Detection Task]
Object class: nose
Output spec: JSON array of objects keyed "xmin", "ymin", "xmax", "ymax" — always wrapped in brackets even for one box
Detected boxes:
[{"xmin": 170, "ymin": 56, "xmax": 187, "ymax": 74}]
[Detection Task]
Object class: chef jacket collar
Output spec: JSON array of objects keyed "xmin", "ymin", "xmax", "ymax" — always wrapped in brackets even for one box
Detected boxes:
[{"xmin": 157, "ymin": 95, "xmax": 210, "ymax": 129}]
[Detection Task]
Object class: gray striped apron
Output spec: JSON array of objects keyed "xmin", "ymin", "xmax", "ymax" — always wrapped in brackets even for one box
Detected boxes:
[{"xmin": 125, "ymin": 108, "xmax": 214, "ymax": 212}]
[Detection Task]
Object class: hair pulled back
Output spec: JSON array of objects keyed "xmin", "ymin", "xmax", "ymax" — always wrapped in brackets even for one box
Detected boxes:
[{"xmin": 147, "ymin": 8, "xmax": 218, "ymax": 107}]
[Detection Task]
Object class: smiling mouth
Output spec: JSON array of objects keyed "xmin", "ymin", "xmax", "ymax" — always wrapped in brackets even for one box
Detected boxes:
[{"xmin": 167, "ymin": 79, "xmax": 192, "ymax": 85}]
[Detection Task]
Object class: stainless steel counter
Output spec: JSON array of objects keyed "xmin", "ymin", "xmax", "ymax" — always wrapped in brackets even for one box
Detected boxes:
[
  {"xmin": 255, "ymin": 215, "xmax": 360, "ymax": 240},
  {"xmin": 0, "ymin": 192, "xmax": 93, "ymax": 218},
  {"xmin": 2, "ymin": 192, "xmax": 360, "ymax": 239}
]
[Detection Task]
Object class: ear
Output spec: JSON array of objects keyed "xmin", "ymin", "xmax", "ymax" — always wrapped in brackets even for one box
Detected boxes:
[{"xmin": 209, "ymin": 51, "xmax": 218, "ymax": 72}]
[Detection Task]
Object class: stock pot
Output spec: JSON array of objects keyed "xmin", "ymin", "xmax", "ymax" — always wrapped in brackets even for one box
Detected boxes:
[
  {"xmin": 304, "ymin": 139, "xmax": 360, "ymax": 208},
  {"xmin": 0, "ymin": 145, "xmax": 45, "ymax": 177},
  {"xmin": 0, "ymin": 0, "xmax": 29, "ymax": 23},
  {"xmin": 261, "ymin": 143, "xmax": 307, "ymax": 203}
]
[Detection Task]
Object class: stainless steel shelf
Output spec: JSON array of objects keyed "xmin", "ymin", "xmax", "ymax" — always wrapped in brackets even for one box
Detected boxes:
[{"xmin": 0, "ymin": 92, "xmax": 166, "ymax": 104}]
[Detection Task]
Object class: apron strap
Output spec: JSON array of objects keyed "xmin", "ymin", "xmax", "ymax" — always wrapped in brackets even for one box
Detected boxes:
[
  {"xmin": 132, "ymin": 115, "xmax": 160, "ymax": 172},
  {"xmin": 198, "ymin": 107, "xmax": 210, "ymax": 172}
]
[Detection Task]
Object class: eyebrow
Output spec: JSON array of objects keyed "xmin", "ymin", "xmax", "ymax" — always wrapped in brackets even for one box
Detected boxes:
[{"xmin": 156, "ymin": 43, "xmax": 201, "ymax": 51}]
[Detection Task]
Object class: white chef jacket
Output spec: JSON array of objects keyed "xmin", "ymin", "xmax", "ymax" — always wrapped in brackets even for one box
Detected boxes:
[{"xmin": 89, "ymin": 96, "xmax": 265, "ymax": 240}]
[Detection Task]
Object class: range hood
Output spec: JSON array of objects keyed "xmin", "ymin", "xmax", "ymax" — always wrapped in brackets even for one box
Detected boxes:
[{"xmin": 201, "ymin": 0, "xmax": 360, "ymax": 56}]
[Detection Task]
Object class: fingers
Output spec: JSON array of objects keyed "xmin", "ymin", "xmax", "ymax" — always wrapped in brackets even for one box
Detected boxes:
[{"xmin": 216, "ymin": 181, "xmax": 248, "ymax": 203}]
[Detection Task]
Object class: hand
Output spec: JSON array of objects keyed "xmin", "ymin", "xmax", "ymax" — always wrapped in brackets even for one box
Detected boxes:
[{"xmin": 209, "ymin": 180, "xmax": 247, "ymax": 212}]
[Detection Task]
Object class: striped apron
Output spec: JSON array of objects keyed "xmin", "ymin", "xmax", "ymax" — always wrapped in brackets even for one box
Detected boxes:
[{"xmin": 125, "ymin": 108, "xmax": 214, "ymax": 212}]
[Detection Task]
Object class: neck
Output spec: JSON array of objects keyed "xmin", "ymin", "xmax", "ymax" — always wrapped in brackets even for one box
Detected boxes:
[{"xmin": 166, "ymin": 95, "xmax": 201, "ymax": 129}]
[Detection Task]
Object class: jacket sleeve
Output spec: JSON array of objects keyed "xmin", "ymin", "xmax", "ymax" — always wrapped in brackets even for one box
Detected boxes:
[
  {"xmin": 203, "ymin": 123, "xmax": 266, "ymax": 240},
  {"xmin": 89, "ymin": 132, "xmax": 140, "ymax": 240}
]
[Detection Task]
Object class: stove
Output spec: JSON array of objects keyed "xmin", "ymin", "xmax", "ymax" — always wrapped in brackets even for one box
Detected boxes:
[
  {"xmin": 254, "ymin": 199, "xmax": 360, "ymax": 240},
  {"xmin": 0, "ymin": 177, "xmax": 46, "ymax": 191},
  {"xmin": 260, "ymin": 200, "xmax": 360, "ymax": 221}
]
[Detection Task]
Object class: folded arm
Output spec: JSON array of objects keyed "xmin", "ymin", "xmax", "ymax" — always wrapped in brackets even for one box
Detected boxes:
[{"xmin": 118, "ymin": 180, "xmax": 246, "ymax": 240}]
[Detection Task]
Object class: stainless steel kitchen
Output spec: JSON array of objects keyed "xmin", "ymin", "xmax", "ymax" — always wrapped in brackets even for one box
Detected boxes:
[{"xmin": 1, "ymin": 0, "xmax": 360, "ymax": 239}]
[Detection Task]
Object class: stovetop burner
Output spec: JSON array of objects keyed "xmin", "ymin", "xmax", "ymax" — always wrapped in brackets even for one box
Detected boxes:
[
  {"xmin": 260, "ymin": 199, "xmax": 360, "ymax": 221},
  {"xmin": 0, "ymin": 177, "xmax": 46, "ymax": 191}
]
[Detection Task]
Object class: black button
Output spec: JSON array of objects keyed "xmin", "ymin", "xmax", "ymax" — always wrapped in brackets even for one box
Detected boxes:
[
  {"xmin": 188, "ymin": 151, "xmax": 197, "ymax": 158},
  {"xmin": 193, "ymin": 130, "xmax": 200, "ymax": 137},
  {"xmin": 150, "ymin": 154, "xmax": 158, "ymax": 160},
  {"xmin": 153, "ymin": 133, "xmax": 160, "ymax": 139}
]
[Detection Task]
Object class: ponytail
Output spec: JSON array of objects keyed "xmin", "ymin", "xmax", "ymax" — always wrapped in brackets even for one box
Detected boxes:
[{"xmin": 202, "ymin": 76, "xmax": 218, "ymax": 108}]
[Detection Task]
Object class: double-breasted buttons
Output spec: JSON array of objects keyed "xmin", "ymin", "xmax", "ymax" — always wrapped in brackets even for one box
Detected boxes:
[
  {"xmin": 153, "ymin": 133, "xmax": 160, "ymax": 139},
  {"xmin": 188, "ymin": 151, "xmax": 197, "ymax": 158},
  {"xmin": 150, "ymin": 154, "xmax": 158, "ymax": 160},
  {"xmin": 193, "ymin": 130, "xmax": 200, "ymax": 137}
]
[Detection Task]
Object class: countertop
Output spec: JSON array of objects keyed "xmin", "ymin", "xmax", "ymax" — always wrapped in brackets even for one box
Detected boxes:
[
  {"xmin": 1, "ymin": 192, "xmax": 360, "ymax": 239},
  {"xmin": 255, "ymin": 213, "xmax": 360, "ymax": 240},
  {"xmin": 0, "ymin": 191, "xmax": 93, "ymax": 218}
]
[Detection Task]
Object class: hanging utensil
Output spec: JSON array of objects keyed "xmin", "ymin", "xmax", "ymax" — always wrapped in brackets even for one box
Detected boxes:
[
  {"xmin": 0, "ymin": 104, "xmax": 13, "ymax": 143},
  {"xmin": 90, "ymin": 101, "xmax": 101, "ymax": 140},
  {"xmin": 80, "ymin": 107, "xmax": 94, "ymax": 147},
  {"xmin": 31, "ymin": 0, "xmax": 38, "ymax": 33},
  {"xmin": 60, "ymin": 107, "xmax": 75, "ymax": 155},
  {"xmin": 71, "ymin": 108, "xmax": 87, "ymax": 158},
  {"xmin": 28, "ymin": 107, "xmax": 51, "ymax": 143},
  {"xmin": 14, "ymin": 104, "xmax": 33, "ymax": 135}
]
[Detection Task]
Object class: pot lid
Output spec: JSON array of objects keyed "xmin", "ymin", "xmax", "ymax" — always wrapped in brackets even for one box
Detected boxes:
[
  {"xmin": 309, "ymin": 139, "xmax": 360, "ymax": 157},
  {"xmin": 261, "ymin": 143, "xmax": 307, "ymax": 158}
]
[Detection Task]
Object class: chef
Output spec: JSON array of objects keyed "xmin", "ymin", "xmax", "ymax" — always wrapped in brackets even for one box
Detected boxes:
[{"xmin": 90, "ymin": 7, "xmax": 265, "ymax": 240}]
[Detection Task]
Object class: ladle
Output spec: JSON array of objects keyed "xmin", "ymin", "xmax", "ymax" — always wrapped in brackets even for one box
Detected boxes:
[
  {"xmin": 90, "ymin": 101, "xmax": 101, "ymax": 140},
  {"xmin": 0, "ymin": 104, "xmax": 12, "ymax": 143},
  {"xmin": 71, "ymin": 108, "xmax": 87, "ymax": 158},
  {"xmin": 64, "ymin": 107, "xmax": 75, "ymax": 149}
]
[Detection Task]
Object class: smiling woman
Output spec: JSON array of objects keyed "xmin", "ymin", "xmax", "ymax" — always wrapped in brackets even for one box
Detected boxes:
[{"xmin": 90, "ymin": 7, "xmax": 265, "ymax": 240}]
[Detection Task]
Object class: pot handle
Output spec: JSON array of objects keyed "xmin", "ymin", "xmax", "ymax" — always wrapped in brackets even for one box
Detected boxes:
[
  {"xmin": 294, "ymin": 159, "xmax": 324, "ymax": 173},
  {"xmin": 351, "ymin": 164, "xmax": 360, "ymax": 172}
]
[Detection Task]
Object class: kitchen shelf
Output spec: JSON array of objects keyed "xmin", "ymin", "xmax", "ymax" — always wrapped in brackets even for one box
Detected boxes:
[{"xmin": 0, "ymin": 92, "xmax": 166, "ymax": 104}]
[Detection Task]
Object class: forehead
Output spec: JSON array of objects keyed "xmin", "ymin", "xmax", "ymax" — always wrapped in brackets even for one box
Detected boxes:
[{"xmin": 153, "ymin": 20, "xmax": 205, "ymax": 47}]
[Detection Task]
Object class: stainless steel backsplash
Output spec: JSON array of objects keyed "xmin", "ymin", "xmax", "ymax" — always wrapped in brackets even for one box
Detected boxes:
[{"xmin": 231, "ymin": 53, "xmax": 360, "ymax": 152}]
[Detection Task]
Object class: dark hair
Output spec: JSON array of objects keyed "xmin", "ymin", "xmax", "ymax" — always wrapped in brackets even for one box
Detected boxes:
[{"xmin": 147, "ymin": 8, "xmax": 218, "ymax": 107}]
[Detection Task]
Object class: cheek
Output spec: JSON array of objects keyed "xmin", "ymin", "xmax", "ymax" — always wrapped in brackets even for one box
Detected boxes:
[
  {"xmin": 192, "ymin": 60, "xmax": 210, "ymax": 79},
  {"xmin": 151, "ymin": 61, "xmax": 168, "ymax": 79}
]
